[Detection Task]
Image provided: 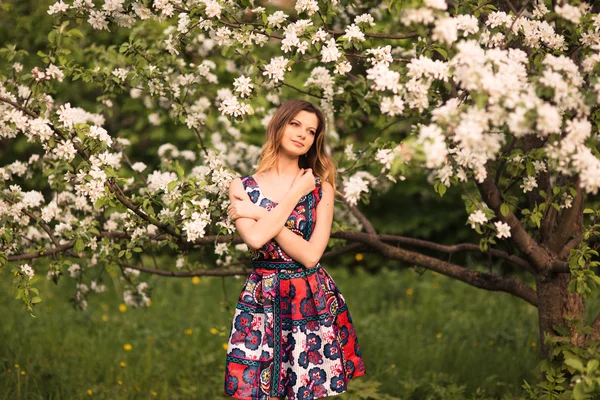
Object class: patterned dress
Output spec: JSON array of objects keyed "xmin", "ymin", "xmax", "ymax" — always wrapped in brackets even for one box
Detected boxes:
[{"xmin": 224, "ymin": 175, "xmax": 365, "ymax": 400}]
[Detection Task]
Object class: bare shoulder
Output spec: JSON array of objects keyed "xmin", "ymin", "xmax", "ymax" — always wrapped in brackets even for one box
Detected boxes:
[
  {"xmin": 320, "ymin": 180, "xmax": 334, "ymax": 202},
  {"xmin": 228, "ymin": 177, "xmax": 245, "ymax": 197}
]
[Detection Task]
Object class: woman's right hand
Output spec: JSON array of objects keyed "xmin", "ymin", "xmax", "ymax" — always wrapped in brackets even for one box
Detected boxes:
[{"xmin": 293, "ymin": 168, "xmax": 316, "ymax": 198}]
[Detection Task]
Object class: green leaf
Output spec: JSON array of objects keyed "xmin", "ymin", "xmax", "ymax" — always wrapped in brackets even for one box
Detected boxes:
[
  {"xmin": 583, "ymin": 208, "xmax": 595, "ymax": 214},
  {"xmin": 438, "ymin": 183, "xmax": 447, "ymax": 197},
  {"xmin": 500, "ymin": 203, "xmax": 510, "ymax": 217},
  {"xmin": 565, "ymin": 358, "xmax": 584, "ymax": 371},
  {"xmin": 75, "ymin": 238, "xmax": 84, "ymax": 253},
  {"xmin": 31, "ymin": 296, "xmax": 42, "ymax": 304}
]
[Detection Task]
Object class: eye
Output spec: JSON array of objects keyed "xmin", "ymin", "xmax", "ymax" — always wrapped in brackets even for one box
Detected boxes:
[{"xmin": 291, "ymin": 121, "xmax": 299, "ymax": 126}]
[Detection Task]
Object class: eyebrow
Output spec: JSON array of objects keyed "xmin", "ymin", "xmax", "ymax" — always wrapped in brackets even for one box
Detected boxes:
[{"xmin": 292, "ymin": 119, "xmax": 317, "ymax": 131}]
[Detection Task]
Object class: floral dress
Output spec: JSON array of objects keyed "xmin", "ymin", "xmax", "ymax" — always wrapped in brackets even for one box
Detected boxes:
[{"xmin": 224, "ymin": 175, "xmax": 365, "ymax": 400}]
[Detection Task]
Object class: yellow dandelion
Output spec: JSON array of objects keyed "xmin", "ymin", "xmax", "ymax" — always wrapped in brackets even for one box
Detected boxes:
[
  {"xmin": 101, "ymin": 315, "xmax": 108, "ymax": 322},
  {"xmin": 87, "ymin": 389, "xmax": 93, "ymax": 395},
  {"xmin": 432, "ymin": 272, "xmax": 439, "ymax": 276},
  {"xmin": 119, "ymin": 304, "xmax": 127, "ymax": 313},
  {"xmin": 135, "ymin": 385, "xmax": 141, "ymax": 392},
  {"xmin": 405, "ymin": 288, "xmax": 413, "ymax": 296},
  {"xmin": 123, "ymin": 344, "xmax": 132, "ymax": 351},
  {"xmin": 435, "ymin": 332, "xmax": 442, "ymax": 339},
  {"xmin": 20, "ymin": 370, "xmax": 26, "ymax": 375},
  {"xmin": 184, "ymin": 329, "xmax": 192, "ymax": 335},
  {"xmin": 391, "ymin": 364, "xmax": 396, "ymax": 369},
  {"xmin": 152, "ymin": 392, "xmax": 157, "ymax": 397},
  {"xmin": 488, "ymin": 340, "xmax": 494, "ymax": 345},
  {"xmin": 109, "ymin": 270, "xmax": 117, "ymax": 277},
  {"xmin": 355, "ymin": 253, "xmax": 364, "ymax": 262},
  {"xmin": 531, "ymin": 342, "xmax": 536, "ymax": 347},
  {"xmin": 120, "ymin": 361, "xmax": 126, "ymax": 368},
  {"xmin": 192, "ymin": 276, "xmax": 201, "ymax": 285},
  {"xmin": 14, "ymin": 364, "xmax": 19, "ymax": 369},
  {"xmin": 118, "ymin": 380, "xmax": 123, "ymax": 385},
  {"xmin": 210, "ymin": 328, "xmax": 219, "ymax": 335},
  {"xmin": 222, "ymin": 343, "xmax": 229, "ymax": 350},
  {"xmin": 7, "ymin": 369, "xmax": 11, "ymax": 373},
  {"xmin": 148, "ymin": 300, "xmax": 152, "ymax": 307},
  {"xmin": 148, "ymin": 335, "xmax": 153, "ymax": 341}
]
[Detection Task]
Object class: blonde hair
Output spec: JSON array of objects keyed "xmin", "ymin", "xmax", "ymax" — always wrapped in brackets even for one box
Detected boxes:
[{"xmin": 256, "ymin": 100, "xmax": 337, "ymax": 194}]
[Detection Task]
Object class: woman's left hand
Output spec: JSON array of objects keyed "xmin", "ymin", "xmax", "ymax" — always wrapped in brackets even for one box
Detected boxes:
[{"xmin": 228, "ymin": 195, "xmax": 263, "ymax": 221}]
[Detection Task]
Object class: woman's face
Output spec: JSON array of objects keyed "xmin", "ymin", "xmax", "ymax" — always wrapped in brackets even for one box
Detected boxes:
[{"xmin": 280, "ymin": 110, "xmax": 318, "ymax": 158}]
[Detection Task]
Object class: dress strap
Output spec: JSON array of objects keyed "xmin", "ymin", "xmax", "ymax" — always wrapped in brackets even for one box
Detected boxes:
[{"xmin": 314, "ymin": 176, "xmax": 323, "ymax": 204}]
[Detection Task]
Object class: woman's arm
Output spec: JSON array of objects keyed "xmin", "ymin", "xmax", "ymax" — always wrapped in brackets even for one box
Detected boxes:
[
  {"xmin": 272, "ymin": 181, "xmax": 335, "ymax": 268},
  {"xmin": 229, "ymin": 174, "xmax": 312, "ymax": 250}
]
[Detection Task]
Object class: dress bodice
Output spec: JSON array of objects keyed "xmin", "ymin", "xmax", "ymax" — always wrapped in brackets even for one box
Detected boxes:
[{"xmin": 241, "ymin": 175, "xmax": 322, "ymax": 267}]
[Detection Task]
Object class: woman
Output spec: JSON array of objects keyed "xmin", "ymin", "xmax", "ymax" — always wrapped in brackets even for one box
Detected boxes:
[{"xmin": 224, "ymin": 100, "xmax": 365, "ymax": 400}]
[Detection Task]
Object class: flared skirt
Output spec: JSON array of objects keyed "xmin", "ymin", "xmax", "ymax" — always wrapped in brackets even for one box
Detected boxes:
[{"xmin": 224, "ymin": 263, "xmax": 365, "ymax": 400}]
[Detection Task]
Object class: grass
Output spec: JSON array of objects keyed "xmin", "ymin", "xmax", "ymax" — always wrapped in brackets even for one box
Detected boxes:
[{"xmin": 0, "ymin": 262, "xmax": 540, "ymax": 399}]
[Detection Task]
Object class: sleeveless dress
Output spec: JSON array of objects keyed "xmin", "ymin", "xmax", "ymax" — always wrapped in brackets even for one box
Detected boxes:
[{"xmin": 224, "ymin": 175, "xmax": 365, "ymax": 400}]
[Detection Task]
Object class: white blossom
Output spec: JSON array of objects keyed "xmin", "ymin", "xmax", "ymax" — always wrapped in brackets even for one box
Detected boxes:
[
  {"xmin": 467, "ymin": 210, "xmax": 488, "ymax": 229},
  {"xmin": 494, "ymin": 221, "xmax": 511, "ymax": 239}
]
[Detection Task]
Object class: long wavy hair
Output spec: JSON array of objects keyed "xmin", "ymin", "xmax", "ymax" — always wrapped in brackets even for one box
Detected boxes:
[{"xmin": 255, "ymin": 100, "xmax": 337, "ymax": 194}]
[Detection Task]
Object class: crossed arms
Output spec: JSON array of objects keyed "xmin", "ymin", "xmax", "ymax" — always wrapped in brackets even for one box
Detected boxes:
[{"xmin": 228, "ymin": 177, "xmax": 334, "ymax": 268}]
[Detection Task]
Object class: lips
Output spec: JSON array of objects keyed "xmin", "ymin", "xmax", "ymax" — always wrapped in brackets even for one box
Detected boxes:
[{"xmin": 292, "ymin": 140, "xmax": 304, "ymax": 147}]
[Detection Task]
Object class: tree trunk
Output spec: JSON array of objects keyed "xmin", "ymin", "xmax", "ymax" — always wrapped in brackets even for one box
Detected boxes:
[{"xmin": 536, "ymin": 272, "xmax": 585, "ymax": 358}]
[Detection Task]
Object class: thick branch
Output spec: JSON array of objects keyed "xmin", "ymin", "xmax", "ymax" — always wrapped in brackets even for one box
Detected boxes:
[
  {"xmin": 7, "ymin": 241, "xmax": 75, "ymax": 261},
  {"xmin": 346, "ymin": 203, "xmax": 376, "ymax": 235},
  {"xmin": 334, "ymin": 231, "xmax": 538, "ymax": 306},
  {"xmin": 378, "ymin": 234, "xmax": 535, "ymax": 274},
  {"xmin": 547, "ymin": 179, "xmax": 584, "ymax": 253},
  {"xmin": 476, "ymin": 163, "xmax": 551, "ymax": 270}
]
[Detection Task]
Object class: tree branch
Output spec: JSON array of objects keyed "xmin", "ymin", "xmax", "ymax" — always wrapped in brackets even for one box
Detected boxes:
[
  {"xmin": 7, "ymin": 241, "xmax": 76, "ymax": 261},
  {"xmin": 476, "ymin": 163, "xmax": 550, "ymax": 271},
  {"xmin": 378, "ymin": 234, "xmax": 535, "ymax": 274},
  {"xmin": 334, "ymin": 231, "xmax": 538, "ymax": 306}
]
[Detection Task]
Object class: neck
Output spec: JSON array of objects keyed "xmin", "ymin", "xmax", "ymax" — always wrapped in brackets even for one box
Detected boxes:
[{"xmin": 271, "ymin": 153, "xmax": 300, "ymax": 178}]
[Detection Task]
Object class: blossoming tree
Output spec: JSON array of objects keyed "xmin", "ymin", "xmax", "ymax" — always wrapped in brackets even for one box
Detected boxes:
[{"xmin": 1, "ymin": 0, "xmax": 600, "ymax": 391}]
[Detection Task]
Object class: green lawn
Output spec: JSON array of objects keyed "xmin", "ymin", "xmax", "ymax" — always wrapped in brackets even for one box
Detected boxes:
[{"xmin": 1, "ymin": 263, "xmax": 540, "ymax": 399}]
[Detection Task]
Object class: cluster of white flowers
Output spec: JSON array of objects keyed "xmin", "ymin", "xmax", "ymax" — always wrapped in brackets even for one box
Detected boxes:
[
  {"xmin": 321, "ymin": 38, "xmax": 341, "ymax": 63},
  {"xmin": 380, "ymin": 95, "xmax": 405, "ymax": 117},
  {"xmin": 233, "ymin": 76, "xmax": 253, "ymax": 98},
  {"xmin": 20, "ymin": 264, "xmax": 35, "ymax": 280},
  {"xmin": 305, "ymin": 67, "xmax": 335, "ymax": 100},
  {"xmin": 494, "ymin": 221, "xmax": 511, "ymax": 239},
  {"xmin": 202, "ymin": 0, "xmax": 222, "ymax": 18},
  {"xmin": 147, "ymin": 171, "xmax": 177, "ymax": 194},
  {"xmin": 342, "ymin": 24, "xmax": 366, "ymax": 43},
  {"xmin": 218, "ymin": 93, "xmax": 249, "ymax": 117},
  {"xmin": 467, "ymin": 209, "xmax": 488, "ymax": 230},
  {"xmin": 295, "ymin": 0, "xmax": 319, "ymax": 16},
  {"xmin": 87, "ymin": 125, "xmax": 113, "ymax": 146},
  {"xmin": 554, "ymin": 3, "xmax": 583, "ymax": 25},
  {"xmin": 400, "ymin": 8, "xmax": 436, "ymax": 26},
  {"xmin": 31, "ymin": 64, "xmax": 65, "ymax": 82},
  {"xmin": 343, "ymin": 173, "xmax": 373, "ymax": 206},
  {"xmin": 520, "ymin": 175, "xmax": 538, "ymax": 193},
  {"xmin": 366, "ymin": 63, "xmax": 401, "ymax": 93},
  {"xmin": 485, "ymin": 11, "xmax": 566, "ymax": 51},
  {"xmin": 181, "ymin": 199, "xmax": 211, "ymax": 242},
  {"xmin": 124, "ymin": 281, "xmax": 151, "ymax": 307},
  {"xmin": 262, "ymin": 56, "xmax": 291, "ymax": 83},
  {"xmin": 417, "ymin": 124, "xmax": 448, "ymax": 169},
  {"xmin": 267, "ymin": 11, "xmax": 288, "ymax": 28}
]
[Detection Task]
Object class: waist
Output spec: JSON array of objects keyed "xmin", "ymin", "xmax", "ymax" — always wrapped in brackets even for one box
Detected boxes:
[{"xmin": 251, "ymin": 260, "xmax": 318, "ymax": 270}]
